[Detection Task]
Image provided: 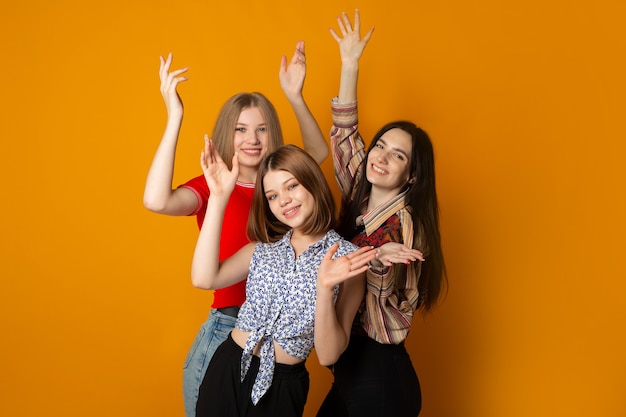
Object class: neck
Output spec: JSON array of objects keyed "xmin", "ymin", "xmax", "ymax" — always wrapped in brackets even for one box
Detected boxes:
[
  {"xmin": 290, "ymin": 230, "xmax": 325, "ymax": 257},
  {"xmin": 366, "ymin": 185, "xmax": 403, "ymax": 212},
  {"xmin": 236, "ymin": 166, "xmax": 257, "ymax": 184}
]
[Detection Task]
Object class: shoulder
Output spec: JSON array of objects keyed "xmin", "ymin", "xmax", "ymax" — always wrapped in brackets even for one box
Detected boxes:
[{"xmin": 325, "ymin": 230, "xmax": 360, "ymax": 255}]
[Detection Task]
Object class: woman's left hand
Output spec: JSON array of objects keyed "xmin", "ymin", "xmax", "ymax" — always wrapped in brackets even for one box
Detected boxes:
[
  {"xmin": 372, "ymin": 242, "xmax": 425, "ymax": 268},
  {"xmin": 279, "ymin": 41, "xmax": 306, "ymax": 102},
  {"xmin": 317, "ymin": 244, "xmax": 377, "ymax": 291}
]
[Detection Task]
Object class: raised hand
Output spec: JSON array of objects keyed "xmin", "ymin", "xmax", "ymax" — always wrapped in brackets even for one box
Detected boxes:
[
  {"xmin": 330, "ymin": 9, "xmax": 374, "ymax": 64},
  {"xmin": 317, "ymin": 244, "xmax": 377, "ymax": 291},
  {"xmin": 200, "ymin": 135, "xmax": 239, "ymax": 199},
  {"xmin": 373, "ymin": 242, "xmax": 425, "ymax": 268},
  {"xmin": 279, "ymin": 41, "xmax": 307, "ymax": 103},
  {"xmin": 159, "ymin": 53, "xmax": 188, "ymax": 118}
]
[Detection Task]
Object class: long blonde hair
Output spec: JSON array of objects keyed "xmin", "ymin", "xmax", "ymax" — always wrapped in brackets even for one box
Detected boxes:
[{"xmin": 211, "ymin": 92, "xmax": 284, "ymax": 169}]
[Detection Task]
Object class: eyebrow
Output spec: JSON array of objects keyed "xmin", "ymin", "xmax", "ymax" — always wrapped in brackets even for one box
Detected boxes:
[
  {"xmin": 378, "ymin": 138, "xmax": 410, "ymax": 159},
  {"xmin": 264, "ymin": 176, "xmax": 296, "ymax": 194},
  {"xmin": 236, "ymin": 122, "xmax": 267, "ymax": 126}
]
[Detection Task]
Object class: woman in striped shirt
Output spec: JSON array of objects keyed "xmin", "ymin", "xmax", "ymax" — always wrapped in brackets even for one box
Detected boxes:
[{"xmin": 316, "ymin": 10, "xmax": 447, "ymax": 417}]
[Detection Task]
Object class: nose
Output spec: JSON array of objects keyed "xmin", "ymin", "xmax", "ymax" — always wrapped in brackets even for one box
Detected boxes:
[
  {"xmin": 247, "ymin": 129, "xmax": 260, "ymax": 144},
  {"xmin": 280, "ymin": 194, "xmax": 292, "ymax": 206},
  {"xmin": 375, "ymin": 150, "xmax": 389, "ymax": 164}
]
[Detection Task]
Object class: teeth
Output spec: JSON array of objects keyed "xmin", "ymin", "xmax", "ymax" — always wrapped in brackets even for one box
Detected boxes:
[
  {"xmin": 372, "ymin": 164, "xmax": 387, "ymax": 174},
  {"xmin": 242, "ymin": 149, "xmax": 261, "ymax": 155}
]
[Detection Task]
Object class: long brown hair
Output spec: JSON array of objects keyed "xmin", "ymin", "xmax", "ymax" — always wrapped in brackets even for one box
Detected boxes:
[
  {"xmin": 248, "ymin": 145, "xmax": 336, "ymax": 243},
  {"xmin": 337, "ymin": 121, "xmax": 447, "ymax": 311}
]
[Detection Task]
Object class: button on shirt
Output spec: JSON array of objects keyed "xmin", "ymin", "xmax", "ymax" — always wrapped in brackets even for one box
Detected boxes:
[{"xmin": 236, "ymin": 229, "xmax": 358, "ymax": 405}]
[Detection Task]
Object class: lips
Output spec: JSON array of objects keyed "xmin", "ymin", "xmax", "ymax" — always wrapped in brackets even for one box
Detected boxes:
[
  {"xmin": 240, "ymin": 148, "xmax": 262, "ymax": 156},
  {"xmin": 370, "ymin": 163, "xmax": 388, "ymax": 175},
  {"xmin": 283, "ymin": 206, "xmax": 300, "ymax": 218}
]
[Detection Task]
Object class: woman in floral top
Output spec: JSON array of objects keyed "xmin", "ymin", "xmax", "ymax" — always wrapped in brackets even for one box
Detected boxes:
[
  {"xmin": 191, "ymin": 141, "xmax": 377, "ymax": 417},
  {"xmin": 316, "ymin": 10, "xmax": 447, "ymax": 417}
]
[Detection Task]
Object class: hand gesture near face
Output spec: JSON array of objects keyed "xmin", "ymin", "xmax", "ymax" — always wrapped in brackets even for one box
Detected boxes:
[
  {"xmin": 200, "ymin": 136, "xmax": 239, "ymax": 199},
  {"xmin": 317, "ymin": 244, "xmax": 377, "ymax": 292},
  {"xmin": 159, "ymin": 53, "xmax": 188, "ymax": 118},
  {"xmin": 330, "ymin": 9, "xmax": 374, "ymax": 64}
]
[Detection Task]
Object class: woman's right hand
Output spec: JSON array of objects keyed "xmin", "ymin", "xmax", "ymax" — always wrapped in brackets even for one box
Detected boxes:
[
  {"xmin": 200, "ymin": 135, "xmax": 239, "ymax": 199},
  {"xmin": 330, "ymin": 9, "xmax": 374, "ymax": 65},
  {"xmin": 159, "ymin": 53, "xmax": 188, "ymax": 118}
]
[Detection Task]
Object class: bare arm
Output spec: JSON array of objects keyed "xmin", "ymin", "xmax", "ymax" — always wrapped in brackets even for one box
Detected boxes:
[
  {"xmin": 330, "ymin": 10, "xmax": 374, "ymax": 104},
  {"xmin": 190, "ymin": 138, "xmax": 252, "ymax": 289},
  {"xmin": 279, "ymin": 41, "xmax": 328, "ymax": 163},
  {"xmin": 314, "ymin": 244, "xmax": 376, "ymax": 366},
  {"xmin": 143, "ymin": 53, "xmax": 199, "ymax": 215}
]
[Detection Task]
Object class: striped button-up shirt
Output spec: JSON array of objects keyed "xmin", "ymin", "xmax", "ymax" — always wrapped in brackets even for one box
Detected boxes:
[{"xmin": 330, "ymin": 98, "xmax": 421, "ymax": 345}]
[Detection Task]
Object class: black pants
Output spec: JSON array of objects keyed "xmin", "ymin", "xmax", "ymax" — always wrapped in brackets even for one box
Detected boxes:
[
  {"xmin": 316, "ymin": 334, "xmax": 421, "ymax": 417},
  {"xmin": 195, "ymin": 333, "xmax": 309, "ymax": 417}
]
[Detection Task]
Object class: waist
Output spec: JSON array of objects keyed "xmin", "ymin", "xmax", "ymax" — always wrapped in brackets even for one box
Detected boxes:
[
  {"xmin": 231, "ymin": 328, "xmax": 305, "ymax": 365},
  {"xmin": 216, "ymin": 306, "xmax": 240, "ymax": 318}
]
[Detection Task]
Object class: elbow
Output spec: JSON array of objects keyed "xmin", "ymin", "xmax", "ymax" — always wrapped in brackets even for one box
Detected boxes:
[
  {"xmin": 190, "ymin": 270, "xmax": 212, "ymax": 290},
  {"xmin": 313, "ymin": 147, "xmax": 330, "ymax": 164},
  {"xmin": 143, "ymin": 195, "xmax": 167, "ymax": 213},
  {"xmin": 317, "ymin": 352, "xmax": 340, "ymax": 367}
]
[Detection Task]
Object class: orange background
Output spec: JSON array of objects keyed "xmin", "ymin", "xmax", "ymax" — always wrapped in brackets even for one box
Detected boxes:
[{"xmin": 1, "ymin": 1, "xmax": 625, "ymax": 416}]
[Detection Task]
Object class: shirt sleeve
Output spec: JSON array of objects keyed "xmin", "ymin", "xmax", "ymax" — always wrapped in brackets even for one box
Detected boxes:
[
  {"xmin": 177, "ymin": 174, "xmax": 209, "ymax": 216},
  {"xmin": 362, "ymin": 261, "xmax": 422, "ymax": 344},
  {"xmin": 360, "ymin": 209, "xmax": 422, "ymax": 344},
  {"xmin": 330, "ymin": 98, "xmax": 366, "ymax": 201}
]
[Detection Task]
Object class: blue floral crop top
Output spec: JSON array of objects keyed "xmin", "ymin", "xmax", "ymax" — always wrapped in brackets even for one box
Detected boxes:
[{"xmin": 236, "ymin": 229, "xmax": 358, "ymax": 404}]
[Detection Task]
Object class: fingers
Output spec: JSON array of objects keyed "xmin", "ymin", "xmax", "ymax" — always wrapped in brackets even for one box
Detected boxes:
[
  {"xmin": 290, "ymin": 41, "xmax": 306, "ymax": 65},
  {"xmin": 231, "ymin": 151, "xmax": 240, "ymax": 178},
  {"xmin": 159, "ymin": 52, "xmax": 188, "ymax": 88},
  {"xmin": 339, "ymin": 12, "xmax": 352, "ymax": 33},
  {"xmin": 362, "ymin": 26, "xmax": 375, "ymax": 44},
  {"xmin": 336, "ymin": 15, "xmax": 347, "ymax": 36},
  {"xmin": 346, "ymin": 246, "xmax": 377, "ymax": 262},
  {"xmin": 295, "ymin": 40, "xmax": 305, "ymax": 55},
  {"xmin": 324, "ymin": 243, "xmax": 340, "ymax": 261},
  {"xmin": 377, "ymin": 250, "xmax": 425, "ymax": 266}
]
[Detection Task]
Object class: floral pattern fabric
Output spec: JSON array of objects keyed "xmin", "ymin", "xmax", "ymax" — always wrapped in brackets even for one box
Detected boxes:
[{"xmin": 236, "ymin": 229, "xmax": 358, "ymax": 404}]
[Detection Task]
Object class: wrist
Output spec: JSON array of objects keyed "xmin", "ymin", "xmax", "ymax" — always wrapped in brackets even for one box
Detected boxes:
[{"xmin": 368, "ymin": 261, "xmax": 389, "ymax": 275}]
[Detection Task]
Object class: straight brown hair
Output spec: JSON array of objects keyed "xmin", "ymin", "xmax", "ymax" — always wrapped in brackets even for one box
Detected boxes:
[{"xmin": 247, "ymin": 145, "xmax": 336, "ymax": 243}]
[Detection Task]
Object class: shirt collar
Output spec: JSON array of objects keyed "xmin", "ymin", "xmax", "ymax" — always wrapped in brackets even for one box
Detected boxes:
[{"xmin": 356, "ymin": 190, "xmax": 409, "ymax": 236}]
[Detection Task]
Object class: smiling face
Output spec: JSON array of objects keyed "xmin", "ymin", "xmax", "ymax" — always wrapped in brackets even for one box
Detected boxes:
[
  {"xmin": 263, "ymin": 169, "xmax": 315, "ymax": 232},
  {"xmin": 366, "ymin": 127, "xmax": 413, "ymax": 195},
  {"xmin": 232, "ymin": 106, "xmax": 269, "ymax": 171}
]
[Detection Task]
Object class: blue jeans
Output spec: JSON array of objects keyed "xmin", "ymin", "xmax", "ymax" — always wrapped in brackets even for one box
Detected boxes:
[{"xmin": 183, "ymin": 309, "xmax": 237, "ymax": 417}]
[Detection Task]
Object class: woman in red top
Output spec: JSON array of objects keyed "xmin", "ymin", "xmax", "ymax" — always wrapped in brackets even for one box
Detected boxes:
[{"xmin": 143, "ymin": 42, "xmax": 328, "ymax": 417}]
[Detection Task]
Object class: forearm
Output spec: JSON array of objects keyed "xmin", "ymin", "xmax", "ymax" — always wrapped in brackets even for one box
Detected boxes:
[
  {"xmin": 288, "ymin": 96, "xmax": 328, "ymax": 163},
  {"xmin": 190, "ymin": 197, "xmax": 227, "ymax": 289},
  {"xmin": 330, "ymin": 100, "xmax": 364, "ymax": 198},
  {"xmin": 337, "ymin": 60, "xmax": 359, "ymax": 104},
  {"xmin": 314, "ymin": 290, "xmax": 349, "ymax": 366},
  {"xmin": 143, "ymin": 113, "xmax": 186, "ymax": 213},
  {"xmin": 314, "ymin": 275, "xmax": 365, "ymax": 365}
]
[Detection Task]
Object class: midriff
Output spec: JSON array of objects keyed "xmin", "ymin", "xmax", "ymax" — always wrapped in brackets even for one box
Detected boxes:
[{"xmin": 231, "ymin": 328, "xmax": 304, "ymax": 365}]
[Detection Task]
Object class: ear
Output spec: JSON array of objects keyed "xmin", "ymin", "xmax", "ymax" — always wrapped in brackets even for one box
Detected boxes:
[{"xmin": 408, "ymin": 177, "xmax": 416, "ymax": 184}]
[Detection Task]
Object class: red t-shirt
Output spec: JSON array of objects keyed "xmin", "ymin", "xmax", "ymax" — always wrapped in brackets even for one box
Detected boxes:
[{"xmin": 179, "ymin": 174, "xmax": 254, "ymax": 308}]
